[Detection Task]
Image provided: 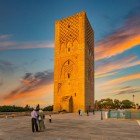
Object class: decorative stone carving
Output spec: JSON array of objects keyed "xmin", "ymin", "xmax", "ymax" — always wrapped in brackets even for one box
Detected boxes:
[
  {"xmin": 60, "ymin": 59, "xmax": 75, "ymax": 80},
  {"xmin": 54, "ymin": 11, "xmax": 94, "ymax": 113}
]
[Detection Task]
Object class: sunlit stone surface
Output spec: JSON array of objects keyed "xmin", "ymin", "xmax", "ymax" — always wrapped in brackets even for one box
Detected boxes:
[
  {"xmin": 54, "ymin": 11, "xmax": 94, "ymax": 113},
  {"xmin": 0, "ymin": 112, "xmax": 140, "ymax": 140}
]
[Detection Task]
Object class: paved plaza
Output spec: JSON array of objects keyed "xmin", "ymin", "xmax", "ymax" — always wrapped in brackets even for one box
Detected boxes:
[{"xmin": 0, "ymin": 112, "xmax": 140, "ymax": 140}]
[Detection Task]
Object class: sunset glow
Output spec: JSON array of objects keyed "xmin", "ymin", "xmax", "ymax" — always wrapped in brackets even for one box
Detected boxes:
[{"xmin": 0, "ymin": 0, "xmax": 140, "ymax": 107}]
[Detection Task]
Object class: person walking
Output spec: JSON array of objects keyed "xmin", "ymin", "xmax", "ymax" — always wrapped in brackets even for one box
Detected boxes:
[
  {"xmin": 78, "ymin": 110, "xmax": 81, "ymax": 116},
  {"xmin": 86, "ymin": 110, "xmax": 89, "ymax": 116},
  {"xmin": 93, "ymin": 109, "xmax": 95, "ymax": 115},
  {"xmin": 31, "ymin": 108, "xmax": 38, "ymax": 132},
  {"xmin": 38, "ymin": 109, "xmax": 45, "ymax": 131},
  {"xmin": 80, "ymin": 110, "xmax": 83, "ymax": 116},
  {"xmin": 48, "ymin": 115, "xmax": 52, "ymax": 123}
]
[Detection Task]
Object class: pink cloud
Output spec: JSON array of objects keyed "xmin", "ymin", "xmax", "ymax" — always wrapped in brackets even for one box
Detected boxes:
[
  {"xmin": 0, "ymin": 41, "xmax": 54, "ymax": 50},
  {"xmin": 95, "ymin": 14, "xmax": 140, "ymax": 61},
  {"xmin": 95, "ymin": 55, "xmax": 140, "ymax": 78},
  {"xmin": 0, "ymin": 34, "xmax": 13, "ymax": 40},
  {"xmin": 101, "ymin": 73, "xmax": 140, "ymax": 90}
]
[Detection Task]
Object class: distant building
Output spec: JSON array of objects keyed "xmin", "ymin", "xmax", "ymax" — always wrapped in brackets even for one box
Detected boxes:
[{"xmin": 54, "ymin": 11, "xmax": 94, "ymax": 112}]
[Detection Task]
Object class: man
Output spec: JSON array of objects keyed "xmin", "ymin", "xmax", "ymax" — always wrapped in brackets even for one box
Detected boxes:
[
  {"xmin": 31, "ymin": 108, "xmax": 38, "ymax": 132},
  {"xmin": 86, "ymin": 110, "xmax": 89, "ymax": 116},
  {"xmin": 78, "ymin": 110, "xmax": 81, "ymax": 116},
  {"xmin": 93, "ymin": 109, "xmax": 95, "ymax": 115}
]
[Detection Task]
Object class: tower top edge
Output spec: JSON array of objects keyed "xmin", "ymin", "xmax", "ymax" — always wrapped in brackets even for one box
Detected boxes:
[{"xmin": 55, "ymin": 11, "xmax": 87, "ymax": 23}]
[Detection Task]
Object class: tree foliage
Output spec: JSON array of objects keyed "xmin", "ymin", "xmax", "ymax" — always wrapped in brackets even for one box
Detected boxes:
[
  {"xmin": 0, "ymin": 105, "xmax": 53, "ymax": 112},
  {"xmin": 0, "ymin": 105, "xmax": 33, "ymax": 112},
  {"xmin": 121, "ymin": 100, "xmax": 134, "ymax": 109},
  {"xmin": 95, "ymin": 98, "xmax": 135, "ymax": 110},
  {"xmin": 43, "ymin": 105, "xmax": 53, "ymax": 111}
]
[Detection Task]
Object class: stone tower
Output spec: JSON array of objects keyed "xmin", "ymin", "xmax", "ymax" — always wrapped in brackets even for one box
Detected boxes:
[{"xmin": 54, "ymin": 11, "xmax": 94, "ymax": 113}]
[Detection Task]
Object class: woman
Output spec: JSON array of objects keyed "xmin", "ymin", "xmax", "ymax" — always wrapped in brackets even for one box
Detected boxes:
[{"xmin": 38, "ymin": 109, "xmax": 45, "ymax": 131}]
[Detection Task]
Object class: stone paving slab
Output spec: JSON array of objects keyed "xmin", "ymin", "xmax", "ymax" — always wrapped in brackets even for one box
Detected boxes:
[{"xmin": 0, "ymin": 112, "xmax": 140, "ymax": 140}]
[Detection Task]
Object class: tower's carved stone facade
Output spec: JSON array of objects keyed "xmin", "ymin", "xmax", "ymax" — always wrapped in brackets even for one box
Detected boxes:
[{"xmin": 54, "ymin": 11, "xmax": 94, "ymax": 112}]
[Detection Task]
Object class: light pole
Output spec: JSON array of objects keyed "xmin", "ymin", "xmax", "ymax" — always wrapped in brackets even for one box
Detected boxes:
[
  {"xmin": 101, "ymin": 109, "xmax": 103, "ymax": 120},
  {"xmin": 133, "ymin": 94, "xmax": 135, "ymax": 102},
  {"xmin": 101, "ymin": 103, "xmax": 103, "ymax": 120}
]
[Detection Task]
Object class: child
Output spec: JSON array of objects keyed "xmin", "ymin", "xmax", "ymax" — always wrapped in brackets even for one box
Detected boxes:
[{"xmin": 49, "ymin": 115, "xmax": 52, "ymax": 123}]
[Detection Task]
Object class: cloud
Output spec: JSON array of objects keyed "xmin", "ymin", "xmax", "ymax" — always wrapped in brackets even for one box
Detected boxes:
[
  {"xmin": 95, "ymin": 11, "xmax": 140, "ymax": 61},
  {"xmin": 17, "ymin": 41, "xmax": 54, "ymax": 49},
  {"xmin": 0, "ymin": 41, "xmax": 17, "ymax": 50},
  {"xmin": 2, "ymin": 83, "xmax": 53, "ymax": 106},
  {"xmin": 0, "ymin": 41, "xmax": 54, "ymax": 50},
  {"xmin": 0, "ymin": 34, "xmax": 54, "ymax": 50},
  {"xmin": 116, "ymin": 86, "xmax": 140, "ymax": 95},
  {"xmin": 0, "ymin": 60, "xmax": 16, "ymax": 74},
  {"xmin": 109, "ymin": 86, "xmax": 140, "ymax": 95},
  {"xmin": 101, "ymin": 73, "xmax": 140, "ymax": 90},
  {"xmin": 0, "ymin": 34, "xmax": 54, "ymax": 51},
  {"xmin": 95, "ymin": 72, "xmax": 117, "ymax": 79},
  {"xmin": 3, "ymin": 70, "xmax": 54, "ymax": 100},
  {"xmin": 0, "ymin": 34, "xmax": 13, "ymax": 40},
  {"xmin": 0, "ymin": 78, "xmax": 3, "ymax": 86},
  {"xmin": 30, "ymin": 59, "xmax": 38, "ymax": 65},
  {"xmin": 95, "ymin": 55, "xmax": 140, "ymax": 78},
  {"xmin": 0, "ymin": 60, "xmax": 14, "ymax": 66}
]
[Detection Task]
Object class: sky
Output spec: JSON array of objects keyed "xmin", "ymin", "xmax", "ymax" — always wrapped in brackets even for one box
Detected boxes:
[{"xmin": 0, "ymin": 0, "xmax": 140, "ymax": 107}]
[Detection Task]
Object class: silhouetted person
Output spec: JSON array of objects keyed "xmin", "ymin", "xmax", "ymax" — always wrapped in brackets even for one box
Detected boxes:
[
  {"xmin": 78, "ymin": 110, "xmax": 81, "ymax": 116},
  {"xmin": 86, "ymin": 110, "xmax": 89, "ymax": 116},
  {"xmin": 49, "ymin": 115, "xmax": 52, "ymax": 123},
  {"xmin": 101, "ymin": 109, "xmax": 103, "ymax": 120},
  {"xmin": 31, "ymin": 108, "xmax": 38, "ymax": 132},
  {"xmin": 36, "ymin": 104, "xmax": 40, "ymax": 111},
  {"xmin": 93, "ymin": 109, "xmax": 95, "ymax": 115},
  {"xmin": 36, "ymin": 104, "xmax": 40, "ymax": 121},
  {"xmin": 80, "ymin": 110, "xmax": 83, "ymax": 116}
]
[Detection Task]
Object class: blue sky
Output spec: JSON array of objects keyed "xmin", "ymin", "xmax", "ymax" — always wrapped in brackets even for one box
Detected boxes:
[
  {"xmin": 0, "ymin": 0, "xmax": 139, "ymax": 41},
  {"xmin": 0, "ymin": 0, "xmax": 140, "ymax": 106}
]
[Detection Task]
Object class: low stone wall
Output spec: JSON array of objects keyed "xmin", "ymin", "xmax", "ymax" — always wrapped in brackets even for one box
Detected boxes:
[
  {"xmin": 0, "ymin": 111, "xmax": 55, "ymax": 118},
  {"xmin": 0, "ymin": 112, "xmax": 30, "ymax": 118}
]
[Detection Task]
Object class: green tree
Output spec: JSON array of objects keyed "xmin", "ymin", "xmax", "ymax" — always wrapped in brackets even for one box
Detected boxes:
[
  {"xmin": 0, "ymin": 105, "xmax": 25, "ymax": 112},
  {"xmin": 94, "ymin": 98, "xmax": 134, "ymax": 109},
  {"xmin": 24, "ymin": 105, "xmax": 31, "ymax": 111},
  {"xmin": 121, "ymin": 100, "xmax": 134, "ymax": 109},
  {"xmin": 103, "ymin": 98, "xmax": 114, "ymax": 109},
  {"xmin": 114, "ymin": 99, "xmax": 121, "ymax": 109},
  {"xmin": 43, "ymin": 105, "xmax": 53, "ymax": 111}
]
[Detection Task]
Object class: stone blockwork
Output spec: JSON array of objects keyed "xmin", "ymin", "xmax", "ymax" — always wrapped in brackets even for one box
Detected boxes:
[{"xmin": 54, "ymin": 11, "xmax": 94, "ymax": 113}]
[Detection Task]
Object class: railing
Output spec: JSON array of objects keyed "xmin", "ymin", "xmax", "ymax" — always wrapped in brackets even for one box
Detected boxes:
[{"xmin": 108, "ymin": 110, "xmax": 140, "ymax": 119}]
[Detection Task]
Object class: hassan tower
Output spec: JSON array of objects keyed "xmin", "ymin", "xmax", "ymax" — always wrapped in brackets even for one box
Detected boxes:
[{"xmin": 54, "ymin": 11, "xmax": 94, "ymax": 113}]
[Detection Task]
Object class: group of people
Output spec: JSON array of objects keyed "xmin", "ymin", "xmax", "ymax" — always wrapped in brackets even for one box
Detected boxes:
[
  {"xmin": 31, "ymin": 105, "xmax": 52, "ymax": 133},
  {"xmin": 78, "ymin": 109, "xmax": 95, "ymax": 116}
]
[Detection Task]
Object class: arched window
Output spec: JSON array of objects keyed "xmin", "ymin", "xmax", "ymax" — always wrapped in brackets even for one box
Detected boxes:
[
  {"xmin": 67, "ymin": 42, "xmax": 72, "ymax": 53},
  {"xmin": 60, "ymin": 43, "xmax": 65, "ymax": 53},
  {"xmin": 68, "ymin": 73, "xmax": 70, "ymax": 78},
  {"xmin": 60, "ymin": 59, "xmax": 76, "ymax": 80},
  {"xmin": 73, "ymin": 40, "xmax": 79, "ymax": 51}
]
